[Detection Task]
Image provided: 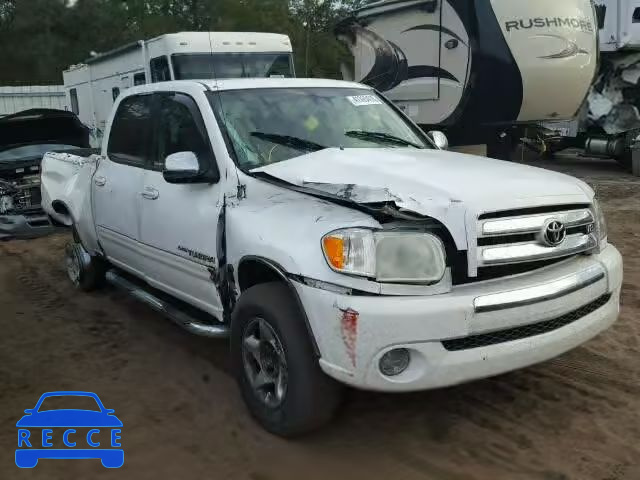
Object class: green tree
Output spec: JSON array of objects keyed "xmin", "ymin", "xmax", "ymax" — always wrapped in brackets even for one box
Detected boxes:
[{"xmin": 0, "ymin": 0, "xmax": 371, "ymax": 83}]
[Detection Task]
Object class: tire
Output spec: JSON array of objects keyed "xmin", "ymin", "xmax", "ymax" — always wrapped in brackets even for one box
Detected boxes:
[
  {"xmin": 64, "ymin": 242, "xmax": 106, "ymax": 292},
  {"xmin": 231, "ymin": 282, "xmax": 342, "ymax": 437}
]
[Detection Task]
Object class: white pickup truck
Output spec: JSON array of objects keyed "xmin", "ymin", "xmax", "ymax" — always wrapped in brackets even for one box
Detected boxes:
[{"xmin": 41, "ymin": 78, "xmax": 623, "ymax": 436}]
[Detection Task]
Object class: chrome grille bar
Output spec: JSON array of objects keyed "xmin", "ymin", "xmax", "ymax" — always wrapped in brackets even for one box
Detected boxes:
[
  {"xmin": 481, "ymin": 209, "xmax": 594, "ymax": 237},
  {"xmin": 478, "ymin": 233, "xmax": 598, "ymax": 266}
]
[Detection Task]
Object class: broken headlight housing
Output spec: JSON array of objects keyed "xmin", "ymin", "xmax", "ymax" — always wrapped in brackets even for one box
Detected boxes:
[
  {"xmin": 593, "ymin": 197, "xmax": 607, "ymax": 245},
  {"xmin": 322, "ymin": 228, "xmax": 446, "ymax": 284}
]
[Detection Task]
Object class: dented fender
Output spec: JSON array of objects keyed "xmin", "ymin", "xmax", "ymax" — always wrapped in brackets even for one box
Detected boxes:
[
  {"xmin": 41, "ymin": 152, "xmax": 100, "ymax": 252},
  {"xmin": 226, "ymin": 174, "xmax": 382, "ymax": 293}
]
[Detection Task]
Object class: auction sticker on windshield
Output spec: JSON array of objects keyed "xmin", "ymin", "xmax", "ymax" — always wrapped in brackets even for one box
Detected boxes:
[{"xmin": 347, "ymin": 95, "xmax": 383, "ymax": 106}]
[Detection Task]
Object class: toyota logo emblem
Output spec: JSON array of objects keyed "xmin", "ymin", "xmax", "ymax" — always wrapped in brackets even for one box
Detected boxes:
[{"xmin": 542, "ymin": 220, "xmax": 567, "ymax": 247}]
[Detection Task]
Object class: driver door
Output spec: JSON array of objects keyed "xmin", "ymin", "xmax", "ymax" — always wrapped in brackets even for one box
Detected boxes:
[{"xmin": 139, "ymin": 92, "xmax": 224, "ymax": 318}]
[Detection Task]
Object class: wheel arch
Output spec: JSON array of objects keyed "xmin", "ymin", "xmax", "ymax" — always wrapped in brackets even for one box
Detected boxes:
[
  {"xmin": 51, "ymin": 200, "xmax": 74, "ymax": 226},
  {"xmin": 236, "ymin": 256, "xmax": 320, "ymax": 356}
]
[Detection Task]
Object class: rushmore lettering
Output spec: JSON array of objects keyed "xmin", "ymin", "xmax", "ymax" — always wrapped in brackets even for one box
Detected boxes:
[{"xmin": 505, "ymin": 17, "xmax": 594, "ymax": 33}]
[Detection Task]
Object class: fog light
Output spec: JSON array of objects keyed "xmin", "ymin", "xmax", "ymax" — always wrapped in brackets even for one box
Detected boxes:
[{"xmin": 379, "ymin": 348, "xmax": 410, "ymax": 377}]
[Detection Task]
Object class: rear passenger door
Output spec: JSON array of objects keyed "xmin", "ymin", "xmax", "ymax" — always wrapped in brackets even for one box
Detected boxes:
[
  {"xmin": 138, "ymin": 92, "xmax": 224, "ymax": 318},
  {"xmin": 93, "ymin": 94, "xmax": 152, "ymax": 276}
]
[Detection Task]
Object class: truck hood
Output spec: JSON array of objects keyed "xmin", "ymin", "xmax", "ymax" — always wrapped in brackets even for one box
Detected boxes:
[{"xmin": 253, "ymin": 148, "xmax": 592, "ymax": 214}]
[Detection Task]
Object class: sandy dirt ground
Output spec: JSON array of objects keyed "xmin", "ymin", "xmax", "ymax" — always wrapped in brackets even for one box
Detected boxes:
[{"xmin": 0, "ymin": 155, "xmax": 639, "ymax": 480}]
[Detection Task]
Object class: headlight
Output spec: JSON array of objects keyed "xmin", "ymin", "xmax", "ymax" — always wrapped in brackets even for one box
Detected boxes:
[
  {"xmin": 322, "ymin": 228, "xmax": 447, "ymax": 284},
  {"xmin": 593, "ymin": 198, "xmax": 607, "ymax": 243}
]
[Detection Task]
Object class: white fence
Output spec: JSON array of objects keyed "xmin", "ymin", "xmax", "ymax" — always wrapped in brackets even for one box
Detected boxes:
[{"xmin": 0, "ymin": 85, "xmax": 67, "ymax": 117}]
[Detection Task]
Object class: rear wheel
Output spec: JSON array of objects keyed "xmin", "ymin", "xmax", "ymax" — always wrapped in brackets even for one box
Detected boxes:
[{"xmin": 231, "ymin": 282, "xmax": 342, "ymax": 437}]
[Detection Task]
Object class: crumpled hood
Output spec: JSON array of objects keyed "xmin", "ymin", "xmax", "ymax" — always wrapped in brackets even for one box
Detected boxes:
[
  {"xmin": 0, "ymin": 109, "xmax": 89, "ymax": 151},
  {"xmin": 253, "ymin": 148, "xmax": 593, "ymax": 214}
]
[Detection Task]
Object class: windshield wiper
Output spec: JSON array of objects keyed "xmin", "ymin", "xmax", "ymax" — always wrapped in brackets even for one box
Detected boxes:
[
  {"xmin": 250, "ymin": 132, "xmax": 327, "ymax": 152},
  {"xmin": 345, "ymin": 130, "xmax": 423, "ymax": 149}
]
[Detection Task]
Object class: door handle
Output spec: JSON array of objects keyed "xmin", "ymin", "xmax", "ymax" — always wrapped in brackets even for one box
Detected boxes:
[
  {"xmin": 141, "ymin": 187, "xmax": 160, "ymax": 200},
  {"xmin": 94, "ymin": 176, "xmax": 106, "ymax": 187}
]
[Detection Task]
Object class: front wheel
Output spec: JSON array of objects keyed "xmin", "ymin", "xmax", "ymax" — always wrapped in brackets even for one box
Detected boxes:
[{"xmin": 231, "ymin": 282, "xmax": 342, "ymax": 437}]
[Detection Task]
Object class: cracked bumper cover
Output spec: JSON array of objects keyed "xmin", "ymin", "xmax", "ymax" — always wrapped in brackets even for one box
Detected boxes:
[{"xmin": 292, "ymin": 244, "xmax": 623, "ymax": 392}]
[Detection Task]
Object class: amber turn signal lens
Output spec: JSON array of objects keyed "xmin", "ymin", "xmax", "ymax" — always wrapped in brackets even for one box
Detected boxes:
[{"xmin": 322, "ymin": 236, "xmax": 344, "ymax": 270}]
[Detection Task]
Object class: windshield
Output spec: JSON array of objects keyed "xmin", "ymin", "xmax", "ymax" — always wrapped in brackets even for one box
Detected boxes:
[
  {"xmin": 172, "ymin": 53, "xmax": 294, "ymax": 80},
  {"xmin": 208, "ymin": 88, "xmax": 431, "ymax": 169},
  {"xmin": 0, "ymin": 144, "xmax": 78, "ymax": 162}
]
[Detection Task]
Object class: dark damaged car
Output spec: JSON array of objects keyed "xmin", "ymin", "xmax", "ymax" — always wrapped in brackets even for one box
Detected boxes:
[{"xmin": 0, "ymin": 109, "xmax": 92, "ymax": 240}]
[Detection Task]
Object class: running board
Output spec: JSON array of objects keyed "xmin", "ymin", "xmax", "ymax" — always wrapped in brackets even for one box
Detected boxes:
[{"xmin": 105, "ymin": 270, "xmax": 230, "ymax": 338}]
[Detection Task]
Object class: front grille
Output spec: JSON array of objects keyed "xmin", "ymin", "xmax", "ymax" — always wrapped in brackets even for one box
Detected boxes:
[
  {"xmin": 477, "ymin": 225, "xmax": 592, "ymax": 247},
  {"xmin": 441, "ymin": 293, "xmax": 612, "ymax": 351},
  {"xmin": 476, "ymin": 206, "xmax": 598, "ymax": 268}
]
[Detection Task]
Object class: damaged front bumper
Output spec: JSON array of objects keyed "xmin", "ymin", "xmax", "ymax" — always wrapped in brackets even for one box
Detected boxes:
[
  {"xmin": 293, "ymin": 245, "xmax": 623, "ymax": 392},
  {"xmin": 0, "ymin": 211, "xmax": 57, "ymax": 240}
]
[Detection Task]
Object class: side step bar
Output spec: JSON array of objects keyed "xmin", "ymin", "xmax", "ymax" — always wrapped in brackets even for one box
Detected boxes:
[{"xmin": 105, "ymin": 270, "xmax": 230, "ymax": 338}]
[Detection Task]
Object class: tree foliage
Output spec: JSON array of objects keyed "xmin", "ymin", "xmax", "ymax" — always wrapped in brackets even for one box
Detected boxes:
[{"xmin": 0, "ymin": 0, "xmax": 370, "ymax": 83}]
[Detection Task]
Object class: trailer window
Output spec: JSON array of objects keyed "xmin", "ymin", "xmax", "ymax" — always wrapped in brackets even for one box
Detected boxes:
[
  {"xmin": 69, "ymin": 89, "xmax": 79, "ymax": 115},
  {"xmin": 134, "ymin": 72, "xmax": 146, "ymax": 86},
  {"xmin": 172, "ymin": 53, "xmax": 294, "ymax": 80},
  {"xmin": 107, "ymin": 95, "xmax": 153, "ymax": 167},
  {"xmin": 150, "ymin": 56, "xmax": 171, "ymax": 83}
]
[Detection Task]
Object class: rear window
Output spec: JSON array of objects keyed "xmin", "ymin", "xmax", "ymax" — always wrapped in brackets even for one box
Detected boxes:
[
  {"xmin": 150, "ymin": 56, "xmax": 171, "ymax": 83},
  {"xmin": 107, "ymin": 95, "xmax": 153, "ymax": 167},
  {"xmin": 70, "ymin": 88, "xmax": 79, "ymax": 115}
]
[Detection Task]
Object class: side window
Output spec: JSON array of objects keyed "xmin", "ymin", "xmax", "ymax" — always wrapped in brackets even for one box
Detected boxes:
[
  {"xmin": 134, "ymin": 72, "xmax": 146, "ymax": 86},
  {"xmin": 107, "ymin": 95, "xmax": 152, "ymax": 167},
  {"xmin": 70, "ymin": 88, "xmax": 79, "ymax": 115},
  {"xmin": 112, "ymin": 87, "xmax": 120, "ymax": 101},
  {"xmin": 153, "ymin": 94, "xmax": 211, "ymax": 171},
  {"xmin": 150, "ymin": 56, "xmax": 171, "ymax": 83}
]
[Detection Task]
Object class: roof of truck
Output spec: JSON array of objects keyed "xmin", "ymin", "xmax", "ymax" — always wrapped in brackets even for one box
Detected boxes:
[
  {"xmin": 124, "ymin": 78, "xmax": 371, "ymax": 97},
  {"xmin": 203, "ymin": 78, "xmax": 371, "ymax": 91}
]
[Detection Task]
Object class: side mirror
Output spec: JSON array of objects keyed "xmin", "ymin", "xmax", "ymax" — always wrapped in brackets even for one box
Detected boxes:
[
  {"xmin": 105, "ymin": 409, "xmax": 116, "ymax": 415},
  {"xmin": 428, "ymin": 130, "xmax": 449, "ymax": 150},
  {"xmin": 24, "ymin": 409, "xmax": 34, "ymax": 415},
  {"xmin": 163, "ymin": 151, "xmax": 201, "ymax": 184}
]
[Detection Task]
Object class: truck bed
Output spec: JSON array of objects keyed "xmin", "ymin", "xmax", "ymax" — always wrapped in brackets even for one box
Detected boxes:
[{"xmin": 41, "ymin": 150, "xmax": 100, "ymax": 251}]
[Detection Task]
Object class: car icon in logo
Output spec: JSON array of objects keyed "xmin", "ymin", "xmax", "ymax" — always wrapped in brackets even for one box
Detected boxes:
[{"xmin": 16, "ymin": 391, "xmax": 123, "ymax": 469}]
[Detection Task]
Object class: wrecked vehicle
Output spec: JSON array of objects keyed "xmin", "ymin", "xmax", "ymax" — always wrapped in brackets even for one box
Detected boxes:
[
  {"xmin": 534, "ymin": 0, "xmax": 640, "ymax": 173},
  {"xmin": 41, "ymin": 79, "xmax": 623, "ymax": 436},
  {"xmin": 0, "ymin": 109, "xmax": 90, "ymax": 240}
]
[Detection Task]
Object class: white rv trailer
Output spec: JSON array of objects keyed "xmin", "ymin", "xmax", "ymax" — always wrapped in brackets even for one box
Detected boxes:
[
  {"xmin": 336, "ymin": 0, "xmax": 599, "ymax": 158},
  {"xmin": 63, "ymin": 32, "xmax": 294, "ymax": 143}
]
